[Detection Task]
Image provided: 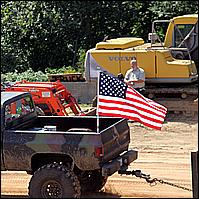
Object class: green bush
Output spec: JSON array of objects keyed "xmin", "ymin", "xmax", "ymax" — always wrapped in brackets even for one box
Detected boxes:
[
  {"xmin": 1, "ymin": 66, "xmax": 82, "ymax": 82},
  {"xmin": 45, "ymin": 65, "xmax": 78, "ymax": 74},
  {"xmin": 1, "ymin": 68, "xmax": 48, "ymax": 82}
]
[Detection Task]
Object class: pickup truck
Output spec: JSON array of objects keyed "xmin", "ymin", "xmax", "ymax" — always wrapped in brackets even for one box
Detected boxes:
[{"xmin": 1, "ymin": 91, "xmax": 138, "ymax": 198}]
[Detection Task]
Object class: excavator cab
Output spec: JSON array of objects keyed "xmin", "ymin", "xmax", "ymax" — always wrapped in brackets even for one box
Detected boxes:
[
  {"xmin": 150, "ymin": 14, "xmax": 198, "ymax": 68},
  {"xmin": 171, "ymin": 20, "xmax": 198, "ymax": 67}
]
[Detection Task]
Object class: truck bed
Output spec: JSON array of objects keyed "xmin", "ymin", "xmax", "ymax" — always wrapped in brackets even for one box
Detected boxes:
[
  {"xmin": 3, "ymin": 116, "xmax": 131, "ymax": 171},
  {"xmin": 34, "ymin": 115, "xmax": 122, "ymax": 132}
]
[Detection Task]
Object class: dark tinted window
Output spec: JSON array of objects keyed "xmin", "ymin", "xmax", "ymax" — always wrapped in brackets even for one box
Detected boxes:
[
  {"xmin": 5, "ymin": 96, "xmax": 34, "ymax": 126},
  {"xmin": 173, "ymin": 24, "xmax": 194, "ymax": 47}
]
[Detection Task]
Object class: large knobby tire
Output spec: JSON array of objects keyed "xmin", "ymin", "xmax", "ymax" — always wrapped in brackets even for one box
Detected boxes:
[
  {"xmin": 78, "ymin": 170, "xmax": 108, "ymax": 193},
  {"xmin": 28, "ymin": 163, "xmax": 81, "ymax": 198}
]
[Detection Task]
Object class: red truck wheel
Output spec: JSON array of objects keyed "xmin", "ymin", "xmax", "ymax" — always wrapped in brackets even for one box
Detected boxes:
[{"xmin": 28, "ymin": 163, "xmax": 81, "ymax": 198}]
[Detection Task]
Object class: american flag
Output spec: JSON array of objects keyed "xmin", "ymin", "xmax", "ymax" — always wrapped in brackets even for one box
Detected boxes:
[{"xmin": 98, "ymin": 72, "xmax": 167, "ymax": 130}]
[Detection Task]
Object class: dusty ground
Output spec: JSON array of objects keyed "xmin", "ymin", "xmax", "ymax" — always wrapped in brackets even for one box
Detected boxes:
[{"xmin": 1, "ymin": 113, "xmax": 198, "ymax": 198}]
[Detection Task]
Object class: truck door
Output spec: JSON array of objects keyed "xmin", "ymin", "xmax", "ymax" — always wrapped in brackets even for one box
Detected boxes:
[{"xmin": 3, "ymin": 96, "xmax": 36, "ymax": 171}]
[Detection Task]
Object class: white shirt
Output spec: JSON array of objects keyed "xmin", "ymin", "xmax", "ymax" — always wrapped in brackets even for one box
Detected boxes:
[{"xmin": 124, "ymin": 67, "xmax": 145, "ymax": 88}]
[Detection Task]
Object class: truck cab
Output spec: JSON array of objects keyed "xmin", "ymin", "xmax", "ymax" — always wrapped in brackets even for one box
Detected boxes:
[
  {"xmin": 2, "ymin": 92, "xmax": 37, "ymax": 130},
  {"xmin": 1, "ymin": 92, "xmax": 37, "ymax": 170}
]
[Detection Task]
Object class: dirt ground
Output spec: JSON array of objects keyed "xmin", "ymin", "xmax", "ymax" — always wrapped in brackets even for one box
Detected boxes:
[{"xmin": 1, "ymin": 113, "xmax": 198, "ymax": 198}]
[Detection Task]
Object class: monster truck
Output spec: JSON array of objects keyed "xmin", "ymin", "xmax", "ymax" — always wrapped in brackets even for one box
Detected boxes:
[{"xmin": 1, "ymin": 91, "xmax": 138, "ymax": 198}]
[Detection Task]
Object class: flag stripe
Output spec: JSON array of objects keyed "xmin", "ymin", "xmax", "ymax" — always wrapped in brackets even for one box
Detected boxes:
[
  {"xmin": 144, "ymin": 98, "xmax": 167, "ymax": 111},
  {"xmin": 98, "ymin": 111, "xmax": 162, "ymax": 130},
  {"xmin": 126, "ymin": 94, "xmax": 167, "ymax": 116},
  {"xmin": 98, "ymin": 103, "xmax": 164, "ymax": 124},
  {"xmin": 99, "ymin": 95, "xmax": 166, "ymax": 119},
  {"xmin": 98, "ymin": 98, "xmax": 165, "ymax": 127},
  {"xmin": 126, "ymin": 87, "xmax": 167, "ymax": 111},
  {"xmin": 126, "ymin": 88, "xmax": 167, "ymax": 113}
]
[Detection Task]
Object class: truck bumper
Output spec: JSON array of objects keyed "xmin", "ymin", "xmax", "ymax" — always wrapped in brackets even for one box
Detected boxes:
[{"xmin": 102, "ymin": 149, "xmax": 138, "ymax": 176}]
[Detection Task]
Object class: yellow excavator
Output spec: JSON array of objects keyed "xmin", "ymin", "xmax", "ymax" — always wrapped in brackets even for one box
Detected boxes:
[
  {"xmin": 84, "ymin": 14, "xmax": 198, "ymax": 98},
  {"xmin": 84, "ymin": 14, "xmax": 198, "ymax": 115}
]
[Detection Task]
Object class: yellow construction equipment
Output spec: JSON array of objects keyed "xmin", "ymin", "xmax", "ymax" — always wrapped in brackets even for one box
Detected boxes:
[
  {"xmin": 84, "ymin": 14, "xmax": 198, "ymax": 85},
  {"xmin": 84, "ymin": 14, "xmax": 198, "ymax": 111}
]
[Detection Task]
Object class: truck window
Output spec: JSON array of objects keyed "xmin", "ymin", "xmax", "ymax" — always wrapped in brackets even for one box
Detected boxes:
[
  {"xmin": 5, "ymin": 96, "xmax": 34, "ymax": 126},
  {"xmin": 173, "ymin": 24, "xmax": 194, "ymax": 47}
]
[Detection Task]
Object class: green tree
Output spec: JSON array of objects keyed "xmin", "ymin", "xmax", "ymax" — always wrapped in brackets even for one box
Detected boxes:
[{"xmin": 1, "ymin": 1, "xmax": 198, "ymax": 74}]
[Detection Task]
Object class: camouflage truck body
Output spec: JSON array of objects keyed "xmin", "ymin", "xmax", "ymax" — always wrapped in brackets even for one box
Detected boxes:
[{"xmin": 1, "ymin": 92, "xmax": 137, "ymax": 198}]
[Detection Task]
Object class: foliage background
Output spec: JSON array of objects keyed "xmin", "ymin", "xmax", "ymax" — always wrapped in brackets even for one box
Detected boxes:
[{"xmin": 1, "ymin": 1, "xmax": 198, "ymax": 80}]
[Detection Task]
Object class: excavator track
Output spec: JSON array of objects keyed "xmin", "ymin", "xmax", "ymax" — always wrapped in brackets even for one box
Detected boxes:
[
  {"xmin": 144, "ymin": 83, "xmax": 198, "ymax": 100},
  {"xmin": 143, "ymin": 83, "xmax": 198, "ymax": 116},
  {"xmin": 154, "ymin": 98, "xmax": 198, "ymax": 117}
]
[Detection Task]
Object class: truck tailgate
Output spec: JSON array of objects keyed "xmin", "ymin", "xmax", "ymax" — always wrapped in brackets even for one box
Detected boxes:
[{"xmin": 100, "ymin": 118, "xmax": 130, "ymax": 163}]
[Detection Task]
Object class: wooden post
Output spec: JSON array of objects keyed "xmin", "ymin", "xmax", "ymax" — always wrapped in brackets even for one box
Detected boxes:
[{"xmin": 191, "ymin": 151, "xmax": 198, "ymax": 198}]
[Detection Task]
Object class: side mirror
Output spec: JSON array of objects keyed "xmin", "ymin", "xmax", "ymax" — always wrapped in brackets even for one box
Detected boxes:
[{"xmin": 148, "ymin": 33, "xmax": 158, "ymax": 43}]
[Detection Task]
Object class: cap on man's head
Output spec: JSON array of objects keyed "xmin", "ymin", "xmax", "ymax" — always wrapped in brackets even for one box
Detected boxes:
[{"xmin": 130, "ymin": 57, "xmax": 137, "ymax": 64}]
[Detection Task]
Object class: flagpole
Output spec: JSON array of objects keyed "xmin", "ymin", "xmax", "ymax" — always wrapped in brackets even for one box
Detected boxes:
[{"xmin": 96, "ymin": 71, "xmax": 100, "ymax": 134}]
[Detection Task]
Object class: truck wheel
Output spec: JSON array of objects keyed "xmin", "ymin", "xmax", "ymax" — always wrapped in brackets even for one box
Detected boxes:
[
  {"xmin": 78, "ymin": 171, "xmax": 108, "ymax": 193},
  {"xmin": 28, "ymin": 163, "xmax": 81, "ymax": 198}
]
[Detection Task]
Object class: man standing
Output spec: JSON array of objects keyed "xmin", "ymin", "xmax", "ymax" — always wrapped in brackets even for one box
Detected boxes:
[{"xmin": 124, "ymin": 57, "xmax": 145, "ymax": 94}]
